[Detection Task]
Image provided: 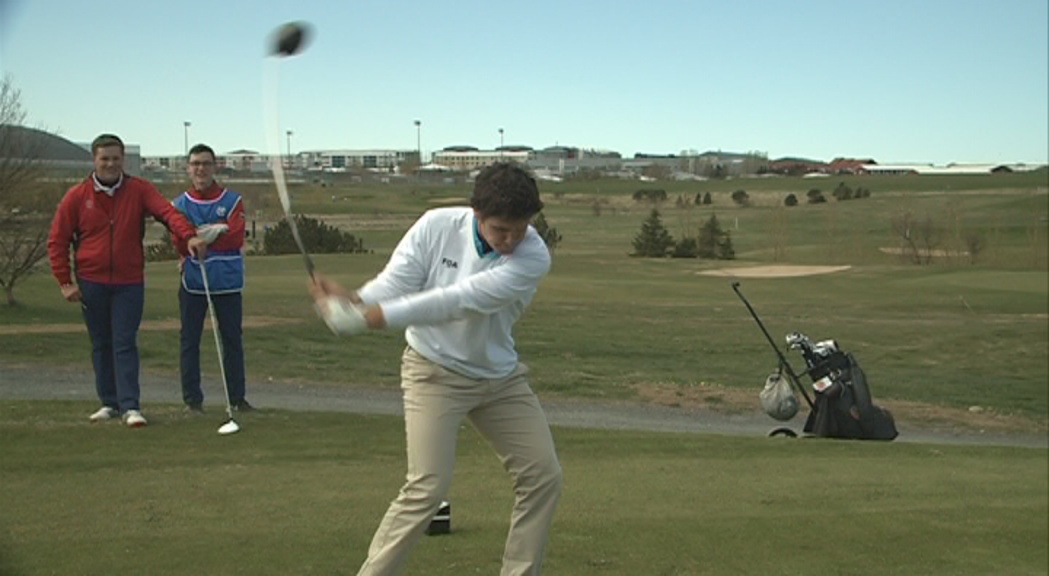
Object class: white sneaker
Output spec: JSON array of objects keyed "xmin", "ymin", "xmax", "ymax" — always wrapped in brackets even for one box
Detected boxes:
[
  {"xmin": 123, "ymin": 410, "xmax": 148, "ymax": 428},
  {"xmin": 88, "ymin": 406, "xmax": 118, "ymax": 422}
]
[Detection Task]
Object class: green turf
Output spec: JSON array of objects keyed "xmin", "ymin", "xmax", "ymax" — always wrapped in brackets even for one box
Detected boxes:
[
  {"xmin": 2, "ymin": 175, "xmax": 1047, "ymax": 423},
  {"xmin": 0, "ymin": 400, "xmax": 1045, "ymax": 575}
]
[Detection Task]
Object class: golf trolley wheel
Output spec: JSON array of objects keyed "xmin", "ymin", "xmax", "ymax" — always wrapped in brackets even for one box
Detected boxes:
[{"xmin": 768, "ymin": 427, "xmax": 798, "ymax": 438}]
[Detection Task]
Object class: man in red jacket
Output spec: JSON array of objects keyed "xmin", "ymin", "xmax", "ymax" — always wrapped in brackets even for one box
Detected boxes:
[{"xmin": 48, "ymin": 133, "xmax": 206, "ymax": 428}]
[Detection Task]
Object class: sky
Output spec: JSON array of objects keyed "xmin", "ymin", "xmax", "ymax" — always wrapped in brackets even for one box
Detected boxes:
[{"xmin": 0, "ymin": 0, "xmax": 1046, "ymax": 165}]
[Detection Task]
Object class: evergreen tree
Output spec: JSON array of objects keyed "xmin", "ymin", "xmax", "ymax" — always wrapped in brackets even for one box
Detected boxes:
[
  {"xmin": 717, "ymin": 230, "xmax": 736, "ymax": 260},
  {"xmin": 697, "ymin": 213, "xmax": 736, "ymax": 260},
  {"xmin": 631, "ymin": 208, "xmax": 675, "ymax": 257}
]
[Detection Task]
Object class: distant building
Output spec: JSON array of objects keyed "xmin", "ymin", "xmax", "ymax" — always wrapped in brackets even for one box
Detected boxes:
[
  {"xmin": 769, "ymin": 156, "xmax": 828, "ymax": 176},
  {"xmin": 857, "ymin": 163, "xmax": 1048, "ymax": 175},
  {"xmin": 527, "ymin": 146, "xmax": 621, "ymax": 175},
  {"xmin": 432, "ymin": 146, "xmax": 528, "ymax": 171},
  {"xmin": 223, "ymin": 149, "xmax": 270, "ymax": 173},
  {"xmin": 302, "ymin": 149, "xmax": 419, "ymax": 173},
  {"xmin": 828, "ymin": 158, "xmax": 876, "ymax": 174}
]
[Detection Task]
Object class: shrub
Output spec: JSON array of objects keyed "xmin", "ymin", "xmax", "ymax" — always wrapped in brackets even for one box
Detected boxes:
[
  {"xmin": 264, "ymin": 214, "xmax": 365, "ymax": 255},
  {"xmin": 807, "ymin": 189, "xmax": 826, "ymax": 204},
  {"xmin": 632, "ymin": 189, "xmax": 668, "ymax": 203},
  {"xmin": 670, "ymin": 237, "xmax": 698, "ymax": 258},
  {"xmin": 784, "ymin": 193, "xmax": 798, "ymax": 207},
  {"xmin": 730, "ymin": 189, "xmax": 750, "ymax": 206},
  {"xmin": 532, "ymin": 211, "xmax": 562, "ymax": 251}
]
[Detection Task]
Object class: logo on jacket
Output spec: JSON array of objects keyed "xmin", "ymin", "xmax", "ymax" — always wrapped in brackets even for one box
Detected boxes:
[
  {"xmin": 216, "ymin": 206, "xmax": 227, "ymax": 217},
  {"xmin": 441, "ymin": 257, "xmax": 458, "ymax": 269}
]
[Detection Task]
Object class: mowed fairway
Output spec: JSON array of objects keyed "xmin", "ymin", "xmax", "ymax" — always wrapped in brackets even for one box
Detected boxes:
[
  {"xmin": 0, "ymin": 400, "xmax": 1046, "ymax": 576},
  {"xmin": 1, "ymin": 172, "xmax": 1046, "ymax": 425},
  {"xmin": 0, "ymin": 172, "xmax": 1046, "ymax": 574}
]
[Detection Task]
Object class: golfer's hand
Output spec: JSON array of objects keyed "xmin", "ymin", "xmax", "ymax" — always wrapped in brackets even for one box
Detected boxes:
[
  {"xmin": 308, "ymin": 272, "xmax": 359, "ymax": 302},
  {"xmin": 315, "ymin": 296, "xmax": 369, "ymax": 336},
  {"xmin": 60, "ymin": 283, "xmax": 81, "ymax": 303},
  {"xmin": 187, "ymin": 237, "xmax": 208, "ymax": 259}
]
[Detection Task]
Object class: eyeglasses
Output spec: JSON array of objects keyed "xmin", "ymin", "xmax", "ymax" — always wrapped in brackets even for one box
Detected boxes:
[{"xmin": 189, "ymin": 160, "xmax": 215, "ymax": 168}]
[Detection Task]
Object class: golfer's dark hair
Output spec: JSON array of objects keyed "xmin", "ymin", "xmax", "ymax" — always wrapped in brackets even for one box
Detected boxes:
[
  {"xmin": 91, "ymin": 133, "xmax": 124, "ymax": 156},
  {"xmin": 187, "ymin": 143, "xmax": 216, "ymax": 161},
  {"xmin": 470, "ymin": 162, "xmax": 544, "ymax": 220}
]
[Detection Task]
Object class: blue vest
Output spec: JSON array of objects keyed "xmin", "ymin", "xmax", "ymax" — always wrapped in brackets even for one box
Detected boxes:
[{"xmin": 173, "ymin": 189, "xmax": 244, "ymax": 295}]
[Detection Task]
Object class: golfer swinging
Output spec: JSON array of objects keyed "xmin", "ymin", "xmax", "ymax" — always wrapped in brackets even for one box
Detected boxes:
[{"xmin": 309, "ymin": 162, "xmax": 562, "ymax": 576}]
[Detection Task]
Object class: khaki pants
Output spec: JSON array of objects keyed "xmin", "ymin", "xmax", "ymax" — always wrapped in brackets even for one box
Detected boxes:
[{"xmin": 357, "ymin": 347, "xmax": 563, "ymax": 576}]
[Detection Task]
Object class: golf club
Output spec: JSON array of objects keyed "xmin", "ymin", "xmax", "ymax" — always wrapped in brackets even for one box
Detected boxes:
[
  {"xmin": 731, "ymin": 281, "xmax": 814, "ymax": 409},
  {"xmin": 197, "ymin": 258, "xmax": 240, "ymax": 435},
  {"xmin": 264, "ymin": 22, "xmax": 315, "ymax": 279}
]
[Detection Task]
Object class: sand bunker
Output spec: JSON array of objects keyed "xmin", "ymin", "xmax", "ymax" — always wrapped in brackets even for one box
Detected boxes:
[{"xmin": 698, "ymin": 265, "xmax": 852, "ymax": 278}]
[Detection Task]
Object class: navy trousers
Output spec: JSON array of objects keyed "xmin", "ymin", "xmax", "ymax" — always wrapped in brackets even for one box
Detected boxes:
[
  {"xmin": 179, "ymin": 286, "xmax": 246, "ymax": 406},
  {"xmin": 78, "ymin": 279, "xmax": 145, "ymax": 413}
]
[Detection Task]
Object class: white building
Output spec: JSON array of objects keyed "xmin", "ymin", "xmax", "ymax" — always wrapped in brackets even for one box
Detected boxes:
[
  {"xmin": 431, "ymin": 147, "xmax": 529, "ymax": 171},
  {"xmin": 302, "ymin": 149, "xmax": 419, "ymax": 172}
]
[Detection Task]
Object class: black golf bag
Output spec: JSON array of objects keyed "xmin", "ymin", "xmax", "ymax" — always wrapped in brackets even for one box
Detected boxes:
[
  {"xmin": 733, "ymin": 282, "xmax": 898, "ymax": 441},
  {"xmin": 787, "ymin": 333, "xmax": 898, "ymax": 441}
]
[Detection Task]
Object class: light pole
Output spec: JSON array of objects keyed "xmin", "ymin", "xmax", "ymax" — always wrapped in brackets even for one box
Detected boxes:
[
  {"xmin": 414, "ymin": 119, "xmax": 422, "ymax": 165},
  {"xmin": 286, "ymin": 130, "xmax": 293, "ymax": 169},
  {"xmin": 498, "ymin": 127, "xmax": 504, "ymax": 155},
  {"xmin": 183, "ymin": 121, "xmax": 191, "ymax": 155}
]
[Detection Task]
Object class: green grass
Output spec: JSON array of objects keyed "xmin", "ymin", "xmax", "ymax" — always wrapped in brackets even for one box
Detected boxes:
[
  {"xmin": 2, "ymin": 177, "xmax": 1047, "ymax": 424},
  {"xmin": 0, "ymin": 400, "xmax": 1045, "ymax": 575}
]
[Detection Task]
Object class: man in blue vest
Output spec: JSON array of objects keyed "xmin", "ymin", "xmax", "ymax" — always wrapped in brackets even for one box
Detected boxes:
[{"xmin": 172, "ymin": 143, "xmax": 251, "ymax": 413}]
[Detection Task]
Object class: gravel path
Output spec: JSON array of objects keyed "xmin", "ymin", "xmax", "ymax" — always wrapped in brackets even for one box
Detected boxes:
[{"xmin": 1, "ymin": 363, "xmax": 1044, "ymax": 449}]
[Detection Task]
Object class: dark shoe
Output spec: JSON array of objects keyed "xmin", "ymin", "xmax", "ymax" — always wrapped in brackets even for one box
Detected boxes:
[
  {"xmin": 184, "ymin": 403, "xmax": 205, "ymax": 415},
  {"xmin": 232, "ymin": 400, "xmax": 255, "ymax": 412}
]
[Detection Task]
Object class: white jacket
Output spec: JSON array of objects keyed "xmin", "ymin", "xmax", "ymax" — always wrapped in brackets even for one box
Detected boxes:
[{"xmin": 357, "ymin": 207, "xmax": 550, "ymax": 379}]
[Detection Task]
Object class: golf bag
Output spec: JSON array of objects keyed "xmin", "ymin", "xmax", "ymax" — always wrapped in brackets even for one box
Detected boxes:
[
  {"xmin": 787, "ymin": 333, "xmax": 897, "ymax": 440},
  {"xmin": 733, "ymin": 282, "xmax": 898, "ymax": 441}
]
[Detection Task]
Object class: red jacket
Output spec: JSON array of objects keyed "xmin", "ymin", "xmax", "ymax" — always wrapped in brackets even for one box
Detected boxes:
[{"xmin": 48, "ymin": 174, "xmax": 197, "ymax": 285}]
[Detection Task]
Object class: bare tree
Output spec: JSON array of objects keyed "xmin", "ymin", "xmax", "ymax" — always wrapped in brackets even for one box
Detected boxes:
[
  {"xmin": 964, "ymin": 232, "xmax": 985, "ymax": 265},
  {"xmin": 0, "ymin": 76, "xmax": 54, "ymax": 306},
  {"xmin": 890, "ymin": 211, "xmax": 920, "ymax": 264},
  {"xmin": 890, "ymin": 211, "xmax": 942, "ymax": 265}
]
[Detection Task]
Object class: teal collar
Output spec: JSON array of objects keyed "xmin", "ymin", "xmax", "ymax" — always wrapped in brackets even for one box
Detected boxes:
[{"xmin": 472, "ymin": 216, "xmax": 497, "ymax": 258}]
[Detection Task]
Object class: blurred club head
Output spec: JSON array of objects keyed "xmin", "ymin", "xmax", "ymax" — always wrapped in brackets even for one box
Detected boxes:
[
  {"xmin": 269, "ymin": 21, "xmax": 313, "ymax": 57},
  {"xmin": 218, "ymin": 419, "xmax": 240, "ymax": 435}
]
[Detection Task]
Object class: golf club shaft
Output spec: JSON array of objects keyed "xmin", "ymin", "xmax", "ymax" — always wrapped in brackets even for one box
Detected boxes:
[
  {"xmin": 265, "ymin": 58, "xmax": 315, "ymax": 280},
  {"xmin": 198, "ymin": 257, "xmax": 236, "ymax": 420},
  {"xmin": 284, "ymin": 211, "xmax": 316, "ymax": 278},
  {"xmin": 731, "ymin": 282, "xmax": 814, "ymax": 408}
]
